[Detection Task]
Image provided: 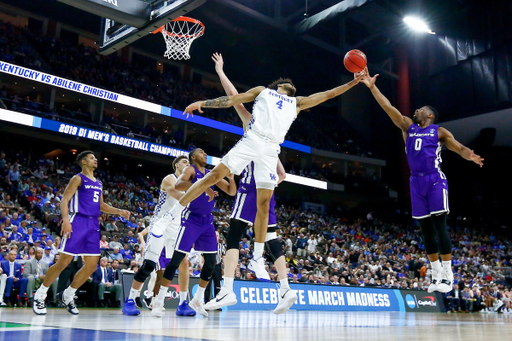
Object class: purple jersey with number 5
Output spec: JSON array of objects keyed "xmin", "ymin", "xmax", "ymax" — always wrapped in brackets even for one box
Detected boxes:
[{"xmin": 69, "ymin": 173, "xmax": 102, "ymax": 217}]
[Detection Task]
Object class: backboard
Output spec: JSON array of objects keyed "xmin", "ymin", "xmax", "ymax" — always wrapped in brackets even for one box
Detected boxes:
[{"xmin": 98, "ymin": 0, "xmax": 206, "ymax": 55}]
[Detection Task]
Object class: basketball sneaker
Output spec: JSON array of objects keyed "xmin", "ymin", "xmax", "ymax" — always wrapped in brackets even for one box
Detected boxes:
[
  {"xmin": 248, "ymin": 257, "xmax": 270, "ymax": 282},
  {"xmin": 122, "ymin": 298, "xmax": 141, "ymax": 316},
  {"xmin": 57, "ymin": 292, "xmax": 79, "ymax": 315},
  {"xmin": 437, "ymin": 269, "xmax": 454, "ymax": 293},
  {"xmin": 189, "ymin": 297, "xmax": 208, "ymax": 317},
  {"xmin": 151, "ymin": 303, "xmax": 165, "ymax": 317},
  {"xmin": 176, "ymin": 300, "xmax": 196, "ymax": 316},
  {"xmin": 428, "ymin": 269, "xmax": 442, "ymax": 293},
  {"xmin": 32, "ymin": 292, "xmax": 47, "ymax": 315},
  {"xmin": 273, "ymin": 288, "xmax": 298, "ymax": 315},
  {"xmin": 204, "ymin": 288, "xmax": 237, "ymax": 310},
  {"xmin": 143, "ymin": 296, "xmax": 153, "ymax": 310}
]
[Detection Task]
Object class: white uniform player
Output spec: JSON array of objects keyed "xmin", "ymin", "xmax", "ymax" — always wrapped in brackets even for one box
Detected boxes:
[{"xmin": 170, "ymin": 73, "xmax": 365, "ymax": 282}]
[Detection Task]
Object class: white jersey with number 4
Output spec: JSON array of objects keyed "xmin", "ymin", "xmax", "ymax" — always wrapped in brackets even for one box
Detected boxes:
[{"xmin": 249, "ymin": 88, "xmax": 297, "ymax": 144}]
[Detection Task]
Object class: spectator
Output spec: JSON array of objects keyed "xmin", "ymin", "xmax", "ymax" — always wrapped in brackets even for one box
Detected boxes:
[
  {"xmin": 0, "ymin": 249, "xmax": 28, "ymax": 306},
  {"xmin": 91, "ymin": 257, "xmax": 122, "ymax": 307},
  {"xmin": 120, "ymin": 244, "xmax": 133, "ymax": 262},
  {"xmin": 42, "ymin": 246, "xmax": 54, "ymax": 264},
  {"xmin": 109, "ymin": 235, "xmax": 122, "ymax": 250},
  {"xmin": 1, "ymin": 195, "xmax": 14, "ymax": 210},
  {"xmin": 108, "ymin": 247, "xmax": 123, "ymax": 262},
  {"xmin": 23, "ymin": 247, "xmax": 58, "ymax": 305},
  {"xmin": 7, "ymin": 225, "xmax": 23, "ymax": 243},
  {"xmin": 307, "ymin": 235, "xmax": 318, "ymax": 255},
  {"xmin": 100, "ymin": 235, "xmax": 109, "ymax": 251}
]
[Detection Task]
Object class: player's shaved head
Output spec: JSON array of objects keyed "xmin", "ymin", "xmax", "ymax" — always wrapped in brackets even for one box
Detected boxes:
[{"xmin": 425, "ymin": 106, "xmax": 439, "ymax": 123}]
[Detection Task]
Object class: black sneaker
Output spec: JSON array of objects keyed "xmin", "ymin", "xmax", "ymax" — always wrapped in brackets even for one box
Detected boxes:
[
  {"xmin": 134, "ymin": 297, "xmax": 143, "ymax": 309},
  {"xmin": 56, "ymin": 292, "xmax": 79, "ymax": 315},
  {"xmin": 143, "ymin": 296, "xmax": 153, "ymax": 310}
]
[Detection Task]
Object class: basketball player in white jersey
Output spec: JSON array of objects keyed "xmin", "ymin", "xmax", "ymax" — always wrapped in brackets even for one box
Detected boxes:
[
  {"xmin": 204, "ymin": 53, "xmax": 297, "ymax": 313},
  {"xmin": 122, "ymin": 155, "xmax": 195, "ymax": 316},
  {"xmin": 162, "ymin": 67, "xmax": 365, "ymax": 281}
]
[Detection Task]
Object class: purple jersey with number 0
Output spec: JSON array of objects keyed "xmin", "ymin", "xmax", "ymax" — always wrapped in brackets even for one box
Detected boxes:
[{"xmin": 406, "ymin": 124, "xmax": 449, "ymax": 219}]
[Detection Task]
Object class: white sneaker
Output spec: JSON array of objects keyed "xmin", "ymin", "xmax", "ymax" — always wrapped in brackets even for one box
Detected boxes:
[
  {"xmin": 437, "ymin": 270, "xmax": 454, "ymax": 293},
  {"xmin": 248, "ymin": 257, "xmax": 270, "ymax": 282},
  {"xmin": 428, "ymin": 269, "xmax": 441, "ymax": 293},
  {"xmin": 204, "ymin": 288, "xmax": 237, "ymax": 310},
  {"xmin": 189, "ymin": 297, "xmax": 208, "ymax": 317},
  {"xmin": 0, "ymin": 301, "xmax": 7, "ymax": 307},
  {"xmin": 151, "ymin": 303, "xmax": 165, "ymax": 317},
  {"xmin": 273, "ymin": 288, "xmax": 298, "ymax": 315}
]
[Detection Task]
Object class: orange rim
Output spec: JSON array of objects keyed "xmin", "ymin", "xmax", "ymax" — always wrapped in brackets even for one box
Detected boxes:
[{"xmin": 152, "ymin": 16, "xmax": 205, "ymax": 36}]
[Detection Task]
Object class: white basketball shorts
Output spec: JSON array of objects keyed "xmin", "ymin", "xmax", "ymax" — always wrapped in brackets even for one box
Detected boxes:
[
  {"xmin": 143, "ymin": 214, "xmax": 180, "ymax": 263},
  {"xmin": 221, "ymin": 131, "xmax": 280, "ymax": 190}
]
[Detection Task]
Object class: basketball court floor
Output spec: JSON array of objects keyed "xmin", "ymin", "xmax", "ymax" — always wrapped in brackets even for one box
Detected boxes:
[{"xmin": 0, "ymin": 308, "xmax": 510, "ymax": 341}]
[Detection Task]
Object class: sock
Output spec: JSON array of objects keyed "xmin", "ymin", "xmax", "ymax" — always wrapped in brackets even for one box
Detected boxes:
[
  {"xmin": 442, "ymin": 260, "xmax": 452, "ymax": 273},
  {"xmin": 223, "ymin": 277, "xmax": 234, "ymax": 291},
  {"xmin": 253, "ymin": 242, "xmax": 264, "ymax": 259},
  {"xmin": 63, "ymin": 286, "xmax": 77, "ymax": 303},
  {"xmin": 129, "ymin": 287, "xmax": 139, "ymax": 300},
  {"xmin": 154, "ymin": 285, "xmax": 168, "ymax": 306},
  {"xmin": 39, "ymin": 284, "xmax": 49, "ymax": 294},
  {"xmin": 179, "ymin": 291, "xmax": 188, "ymax": 305},
  {"xmin": 195, "ymin": 286, "xmax": 205, "ymax": 302},
  {"xmin": 170, "ymin": 202, "xmax": 185, "ymax": 217},
  {"xmin": 280, "ymin": 278, "xmax": 290, "ymax": 289},
  {"xmin": 431, "ymin": 260, "xmax": 441, "ymax": 273}
]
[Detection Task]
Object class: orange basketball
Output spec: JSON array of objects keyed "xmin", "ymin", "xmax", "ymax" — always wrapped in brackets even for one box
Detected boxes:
[{"xmin": 344, "ymin": 49, "xmax": 367, "ymax": 73}]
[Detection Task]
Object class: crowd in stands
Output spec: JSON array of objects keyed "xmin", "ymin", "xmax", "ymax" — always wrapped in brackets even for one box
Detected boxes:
[
  {"xmin": 0, "ymin": 19, "xmax": 372, "ymax": 157},
  {"xmin": 1, "ymin": 147, "xmax": 510, "ymax": 312}
]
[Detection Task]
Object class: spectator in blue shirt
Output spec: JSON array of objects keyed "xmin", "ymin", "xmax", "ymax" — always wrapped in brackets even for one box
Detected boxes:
[
  {"xmin": 120, "ymin": 244, "xmax": 133, "ymax": 261},
  {"xmin": 9, "ymin": 213, "xmax": 22, "ymax": 227},
  {"xmin": 126, "ymin": 230, "xmax": 137, "ymax": 245},
  {"xmin": 108, "ymin": 247, "xmax": 124, "ymax": 263},
  {"xmin": 126, "ymin": 217, "xmax": 137, "ymax": 229},
  {"xmin": 7, "ymin": 226, "xmax": 23, "ymax": 243}
]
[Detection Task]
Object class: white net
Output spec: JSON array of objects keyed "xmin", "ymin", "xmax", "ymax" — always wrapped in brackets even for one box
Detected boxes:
[{"xmin": 160, "ymin": 17, "xmax": 205, "ymax": 60}]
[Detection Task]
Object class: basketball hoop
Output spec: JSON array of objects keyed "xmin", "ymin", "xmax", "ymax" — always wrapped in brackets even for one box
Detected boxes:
[{"xmin": 153, "ymin": 16, "xmax": 205, "ymax": 60}]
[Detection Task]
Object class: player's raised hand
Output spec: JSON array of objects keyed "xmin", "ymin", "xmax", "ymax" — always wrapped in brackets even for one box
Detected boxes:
[
  {"xmin": 61, "ymin": 220, "xmax": 73, "ymax": 238},
  {"xmin": 119, "ymin": 209, "xmax": 131, "ymax": 220},
  {"xmin": 183, "ymin": 101, "xmax": 204, "ymax": 117},
  {"xmin": 352, "ymin": 68, "xmax": 367, "ymax": 84},
  {"xmin": 212, "ymin": 52, "xmax": 224, "ymax": 74},
  {"xmin": 470, "ymin": 150, "xmax": 484, "ymax": 167},
  {"xmin": 360, "ymin": 68, "xmax": 379, "ymax": 89}
]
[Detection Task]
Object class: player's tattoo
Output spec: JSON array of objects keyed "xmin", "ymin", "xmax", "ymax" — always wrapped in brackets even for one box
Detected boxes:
[{"xmin": 204, "ymin": 96, "xmax": 229, "ymax": 108}]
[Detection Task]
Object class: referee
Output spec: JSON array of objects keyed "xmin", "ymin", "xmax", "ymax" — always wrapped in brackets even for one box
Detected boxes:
[{"xmin": 205, "ymin": 231, "xmax": 225, "ymax": 304}]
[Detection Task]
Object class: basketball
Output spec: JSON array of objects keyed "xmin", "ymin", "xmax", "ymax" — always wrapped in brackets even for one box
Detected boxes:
[{"xmin": 344, "ymin": 49, "xmax": 367, "ymax": 73}]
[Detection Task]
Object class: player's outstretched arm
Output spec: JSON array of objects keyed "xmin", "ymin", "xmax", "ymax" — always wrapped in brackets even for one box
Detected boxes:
[
  {"xmin": 183, "ymin": 86, "xmax": 265, "ymax": 116},
  {"xmin": 438, "ymin": 127, "xmax": 484, "ymax": 167},
  {"xmin": 215, "ymin": 173, "xmax": 237, "ymax": 196},
  {"xmin": 360, "ymin": 70, "xmax": 412, "ymax": 132},
  {"xmin": 212, "ymin": 52, "xmax": 252, "ymax": 126},
  {"xmin": 100, "ymin": 194, "xmax": 131, "ymax": 219},
  {"xmin": 60, "ymin": 175, "xmax": 82, "ymax": 238},
  {"xmin": 296, "ymin": 72, "xmax": 365, "ymax": 113}
]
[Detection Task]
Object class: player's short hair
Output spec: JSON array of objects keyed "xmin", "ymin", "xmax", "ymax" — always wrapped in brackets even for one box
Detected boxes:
[
  {"xmin": 172, "ymin": 155, "xmax": 188, "ymax": 171},
  {"xmin": 76, "ymin": 150, "xmax": 94, "ymax": 166},
  {"xmin": 188, "ymin": 148, "xmax": 201, "ymax": 163},
  {"xmin": 268, "ymin": 78, "xmax": 295, "ymax": 93},
  {"xmin": 425, "ymin": 106, "xmax": 439, "ymax": 123}
]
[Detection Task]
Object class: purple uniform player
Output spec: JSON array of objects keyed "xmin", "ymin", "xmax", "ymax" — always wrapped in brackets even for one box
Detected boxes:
[
  {"xmin": 151, "ymin": 148, "xmax": 236, "ymax": 317},
  {"xmin": 406, "ymin": 124, "xmax": 449, "ymax": 219},
  {"xmin": 361, "ymin": 70, "xmax": 483, "ymax": 295},
  {"xmin": 61, "ymin": 173, "xmax": 103, "ymax": 256},
  {"xmin": 33, "ymin": 151, "xmax": 130, "ymax": 316}
]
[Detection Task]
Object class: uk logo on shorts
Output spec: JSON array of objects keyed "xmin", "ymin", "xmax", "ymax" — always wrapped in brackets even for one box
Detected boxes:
[{"xmin": 270, "ymin": 173, "xmax": 277, "ymax": 181}]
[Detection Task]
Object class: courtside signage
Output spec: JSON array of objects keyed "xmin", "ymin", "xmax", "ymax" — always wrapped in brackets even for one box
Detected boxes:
[
  {"xmin": 0, "ymin": 108, "xmax": 326, "ymax": 189},
  {"xmin": 0, "ymin": 60, "xmax": 311, "ymax": 154},
  {"xmin": 229, "ymin": 281, "xmax": 405, "ymax": 312}
]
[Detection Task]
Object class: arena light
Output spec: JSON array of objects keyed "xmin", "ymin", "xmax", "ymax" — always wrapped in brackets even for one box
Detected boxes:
[{"xmin": 403, "ymin": 16, "xmax": 435, "ymax": 34}]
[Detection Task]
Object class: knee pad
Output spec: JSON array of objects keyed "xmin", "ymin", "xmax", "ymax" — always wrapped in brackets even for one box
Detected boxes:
[
  {"xmin": 200, "ymin": 254, "xmax": 217, "ymax": 281},
  {"xmin": 134, "ymin": 260, "xmax": 156, "ymax": 283},
  {"xmin": 265, "ymin": 237, "xmax": 284, "ymax": 262},
  {"xmin": 226, "ymin": 219, "xmax": 248, "ymax": 250},
  {"xmin": 163, "ymin": 251, "xmax": 186, "ymax": 281}
]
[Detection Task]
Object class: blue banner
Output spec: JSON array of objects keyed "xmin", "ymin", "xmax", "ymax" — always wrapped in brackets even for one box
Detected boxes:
[{"xmin": 229, "ymin": 280, "xmax": 405, "ymax": 312}]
